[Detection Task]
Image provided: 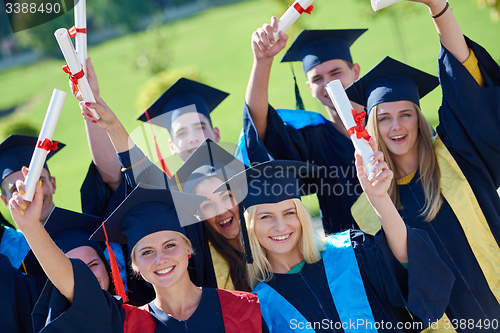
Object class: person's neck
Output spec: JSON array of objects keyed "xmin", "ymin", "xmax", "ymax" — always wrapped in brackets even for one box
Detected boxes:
[
  {"xmin": 267, "ymin": 249, "xmax": 304, "ymax": 274},
  {"xmin": 154, "ymin": 277, "xmax": 202, "ymax": 321},
  {"xmin": 228, "ymin": 237, "xmax": 243, "ymax": 252},
  {"xmin": 392, "ymin": 149, "xmax": 419, "ymax": 180}
]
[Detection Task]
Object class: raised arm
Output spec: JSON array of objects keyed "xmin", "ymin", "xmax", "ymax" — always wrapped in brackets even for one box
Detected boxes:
[
  {"xmin": 245, "ymin": 17, "xmax": 289, "ymax": 141},
  {"xmin": 355, "ymin": 140, "xmax": 407, "ymax": 263},
  {"xmin": 411, "ymin": 0, "xmax": 469, "ymax": 62},
  {"xmin": 74, "ymin": 58, "xmax": 122, "ymax": 191},
  {"xmin": 8, "ymin": 168, "xmax": 75, "ymax": 302}
]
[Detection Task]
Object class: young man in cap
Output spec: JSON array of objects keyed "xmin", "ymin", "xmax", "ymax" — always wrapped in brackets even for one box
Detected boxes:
[
  {"xmin": 244, "ymin": 17, "xmax": 366, "ymax": 233},
  {"xmin": 0, "ymin": 134, "xmax": 63, "ymax": 268}
]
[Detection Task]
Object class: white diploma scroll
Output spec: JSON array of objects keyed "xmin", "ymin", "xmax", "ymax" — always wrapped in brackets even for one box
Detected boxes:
[
  {"xmin": 273, "ymin": 0, "xmax": 314, "ymax": 42},
  {"xmin": 371, "ymin": 0, "xmax": 401, "ymax": 11},
  {"xmin": 74, "ymin": 0, "xmax": 87, "ymax": 73},
  {"xmin": 54, "ymin": 28, "xmax": 99, "ymax": 119},
  {"xmin": 326, "ymin": 80, "xmax": 377, "ymax": 176},
  {"xmin": 23, "ymin": 89, "xmax": 66, "ymax": 201}
]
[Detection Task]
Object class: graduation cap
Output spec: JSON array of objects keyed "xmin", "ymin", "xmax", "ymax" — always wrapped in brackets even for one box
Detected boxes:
[
  {"xmin": 281, "ymin": 29, "xmax": 367, "ymax": 74},
  {"xmin": 137, "ymin": 78, "xmax": 229, "ymax": 134},
  {"xmin": 0, "ymin": 134, "xmax": 65, "ymax": 183},
  {"xmin": 20, "ymin": 207, "xmax": 105, "ymax": 280},
  {"xmin": 345, "ymin": 56, "xmax": 439, "ymax": 115},
  {"xmin": 91, "ymin": 183, "xmax": 206, "ymax": 251},
  {"xmin": 169, "ymin": 138, "xmax": 246, "ymax": 194}
]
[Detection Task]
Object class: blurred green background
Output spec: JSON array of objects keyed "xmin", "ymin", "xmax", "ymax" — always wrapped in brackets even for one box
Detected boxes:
[{"xmin": 0, "ymin": 0, "xmax": 499, "ymax": 224}]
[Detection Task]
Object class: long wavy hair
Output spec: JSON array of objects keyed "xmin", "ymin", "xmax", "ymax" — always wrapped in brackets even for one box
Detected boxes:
[
  {"xmin": 244, "ymin": 199, "xmax": 326, "ymax": 287},
  {"xmin": 366, "ymin": 103, "xmax": 442, "ymax": 221}
]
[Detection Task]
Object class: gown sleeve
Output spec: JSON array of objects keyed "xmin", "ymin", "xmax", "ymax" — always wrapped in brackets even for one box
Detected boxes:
[
  {"xmin": 80, "ymin": 162, "xmax": 128, "ymax": 218},
  {"xmin": 32, "ymin": 258, "xmax": 126, "ymax": 333},
  {"xmin": 352, "ymin": 227, "xmax": 455, "ymax": 326},
  {"xmin": 436, "ymin": 36, "xmax": 500, "ymax": 188},
  {"xmin": 0, "ymin": 253, "xmax": 39, "ymax": 333},
  {"xmin": 243, "ymin": 103, "xmax": 309, "ymax": 164},
  {"xmin": 116, "ymin": 145, "xmax": 169, "ymax": 190}
]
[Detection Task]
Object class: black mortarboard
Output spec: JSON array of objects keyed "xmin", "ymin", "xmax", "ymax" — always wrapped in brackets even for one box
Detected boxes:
[
  {"xmin": 345, "ymin": 56, "xmax": 439, "ymax": 114},
  {"xmin": 169, "ymin": 139, "xmax": 246, "ymax": 194},
  {"xmin": 0, "ymin": 134, "xmax": 65, "ymax": 183},
  {"xmin": 137, "ymin": 78, "xmax": 229, "ymax": 134},
  {"xmin": 281, "ymin": 29, "xmax": 367, "ymax": 73},
  {"xmin": 214, "ymin": 161, "xmax": 320, "ymax": 211},
  {"xmin": 20, "ymin": 207, "xmax": 105, "ymax": 278},
  {"xmin": 91, "ymin": 183, "xmax": 206, "ymax": 251}
]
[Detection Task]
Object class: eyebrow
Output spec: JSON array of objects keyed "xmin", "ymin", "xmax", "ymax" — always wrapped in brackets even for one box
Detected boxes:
[
  {"xmin": 138, "ymin": 239, "xmax": 176, "ymax": 252},
  {"xmin": 377, "ymin": 109, "xmax": 414, "ymax": 116},
  {"xmin": 87, "ymin": 259, "xmax": 99, "ymax": 266},
  {"xmin": 257, "ymin": 206, "xmax": 295, "ymax": 215},
  {"xmin": 173, "ymin": 120, "xmax": 208, "ymax": 135}
]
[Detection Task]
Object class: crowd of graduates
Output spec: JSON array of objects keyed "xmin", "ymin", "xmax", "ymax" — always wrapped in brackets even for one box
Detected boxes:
[{"xmin": 1, "ymin": 0, "xmax": 499, "ymax": 332}]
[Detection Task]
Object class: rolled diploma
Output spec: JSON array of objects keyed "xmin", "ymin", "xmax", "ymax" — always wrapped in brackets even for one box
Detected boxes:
[
  {"xmin": 371, "ymin": 0, "xmax": 401, "ymax": 11},
  {"xmin": 326, "ymin": 80, "xmax": 377, "ymax": 176},
  {"xmin": 54, "ymin": 28, "xmax": 100, "ymax": 119},
  {"xmin": 273, "ymin": 0, "xmax": 314, "ymax": 42},
  {"xmin": 74, "ymin": 0, "xmax": 87, "ymax": 73},
  {"xmin": 22, "ymin": 89, "xmax": 66, "ymax": 201}
]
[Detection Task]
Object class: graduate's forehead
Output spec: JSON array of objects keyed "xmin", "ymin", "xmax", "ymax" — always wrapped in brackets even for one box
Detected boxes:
[
  {"xmin": 66, "ymin": 246, "xmax": 101, "ymax": 262},
  {"xmin": 136, "ymin": 230, "xmax": 183, "ymax": 249},
  {"xmin": 306, "ymin": 59, "xmax": 353, "ymax": 78},
  {"xmin": 255, "ymin": 199, "xmax": 296, "ymax": 215},
  {"xmin": 170, "ymin": 112, "xmax": 212, "ymax": 133}
]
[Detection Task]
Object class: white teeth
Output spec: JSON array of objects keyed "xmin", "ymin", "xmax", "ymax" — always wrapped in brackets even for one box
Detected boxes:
[
  {"xmin": 391, "ymin": 135, "xmax": 406, "ymax": 139},
  {"xmin": 271, "ymin": 234, "xmax": 290, "ymax": 241},
  {"xmin": 156, "ymin": 266, "xmax": 174, "ymax": 274},
  {"xmin": 219, "ymin": 217, "xmax": 232, "ymax": 227}
]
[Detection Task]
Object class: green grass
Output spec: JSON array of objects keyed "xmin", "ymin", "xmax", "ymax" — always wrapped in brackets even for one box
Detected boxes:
[{"xmin": 0, "ymin": 0, "xmax": 498, "ymax": 223}]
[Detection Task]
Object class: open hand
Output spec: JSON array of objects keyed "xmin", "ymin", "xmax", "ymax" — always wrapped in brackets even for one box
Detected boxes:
[{"xmin": 252, "ymin": 16, "xmax": 289, "ymax": 61}]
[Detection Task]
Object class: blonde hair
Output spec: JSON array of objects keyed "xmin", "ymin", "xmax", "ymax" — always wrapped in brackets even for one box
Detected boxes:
[
  {"xmin": 130, "ymin": 232, "xmax": 193, "ymax": 275},
  {"xmin": 366, "ymin": 103, "xmax": 442, "ymax": 221},
  {"xmin": 244, "ymin": 199, "xmax": 326, "ymax": 287}
]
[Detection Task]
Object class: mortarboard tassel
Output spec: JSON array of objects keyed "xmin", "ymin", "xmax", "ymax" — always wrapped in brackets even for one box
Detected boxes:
[
  {"xmin": 143, "ymin": 109, "xmax": 172, "ymax": 178},
  {"xmin": 238, "ymin": 203, "xmax": 253, "ymax": 264},
  {"xmin": 289, "ymin": 62, "xmax": 305, "ymax": 110},
  {"xmin": 102, "ymin": 222, "xmax": 128, "ymax": 303}
]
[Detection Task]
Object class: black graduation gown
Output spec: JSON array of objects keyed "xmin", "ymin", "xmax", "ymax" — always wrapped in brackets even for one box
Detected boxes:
[
  {"xmin": 436, "ymin": 37, "xmax": 500, "ymax": 245},
  {"xmin": 396, "ymin": 171, "xmax": 500, "ymax": 330},
  {"xmin": 33, "ymin": 259, "xmax": 264, "ymax": 333},
  {"xmin": 0, "ymin": 253, "xmax": 39, "ymax": 333},
  {"xmin": 411, "ymin": 37, "xmax": 500, "ymax": 331},
  {"xmin": 243, "ymin": 104, "xmax": 360, "ymax": 234},
  {"xmin": 262, "ymin": 228, "xmax": 454, "ymax": 332}
]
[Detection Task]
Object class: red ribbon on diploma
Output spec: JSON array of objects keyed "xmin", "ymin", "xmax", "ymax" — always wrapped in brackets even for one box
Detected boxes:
[
  {"xmin": 62, "ymin": 65, "xmax": 84, "ymax": 95},
  {"xmin": 348, "ymin": 109, "xmax": 371, "ymax": 141},
  {"xmin": 291, "ymin": 1, "xmax": 314, "ymax": 14},
  {"xmin": 67, "ymin": 26, "xmax": 87, "ymax": 38},
  {"xmin": 37, "ymin": 139, "xmax": 59, "ymax": 152}
]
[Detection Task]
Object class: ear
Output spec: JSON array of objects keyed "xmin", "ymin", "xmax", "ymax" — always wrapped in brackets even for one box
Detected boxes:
[
  {"xmin": 50, "ymin": 176, "xmax": 57, "ymax": 194},
  {"xmin": 168, "ymin": 138, "xmax": 178, "ymax": 156},
  {"xmin": 212, "ymin": 127, "xmax": 220, "ymax": 143},
  {"xmin": 352, "ymin": 63, "xmax": 361, "ymax": 81}
]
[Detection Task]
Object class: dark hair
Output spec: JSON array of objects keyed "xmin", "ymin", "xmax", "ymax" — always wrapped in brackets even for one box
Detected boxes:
[
  {"xmin": 96, "ymin": 247, "xmax": 116, "ymax": 295},
  {"xmin": 203, "ymin": 221, "xmax": 251, "ymax": 291},
  {"xmin": 342, "ymin": 60, "xmax": 355, "ymax": 69}
]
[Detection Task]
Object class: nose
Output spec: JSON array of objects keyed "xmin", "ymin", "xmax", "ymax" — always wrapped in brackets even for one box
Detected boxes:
[
  {"xmin": 390, "ymin": 117, "xmax": 402, "ymax": 131},
  {"xmin": 155, "ymin": 251, "xmax": 169, "ymax": 265},
  {"xmin": 273, "ymin": 216, "xmax": 287, "ymax": 233}
]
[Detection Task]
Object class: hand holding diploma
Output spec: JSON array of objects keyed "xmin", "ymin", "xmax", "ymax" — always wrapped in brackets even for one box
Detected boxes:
[
  {"xmin": 272, "ymin": 0, "xmax": 314, "ymax": 42},
  {"xmin": 54, "ymin": 28, "xmax": 100, "ymax": 120},
  {"xmin": 326, "ymin": 80, "xmax": 377, "ymax": 176},
  {"xmin": 252, "ymin": 17, "xmax": 289, "ymax": 62},
  {"xmin": 22, "ymin": 89, "xmax": 66, "ymax": 201}
]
